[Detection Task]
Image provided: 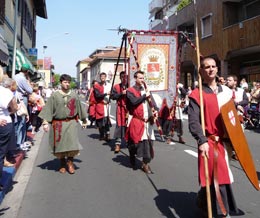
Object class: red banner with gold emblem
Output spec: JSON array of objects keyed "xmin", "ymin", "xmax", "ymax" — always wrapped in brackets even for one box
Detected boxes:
[{"xmin": 128, "ymin": 32, "xmax": 178, "ymax": 108}]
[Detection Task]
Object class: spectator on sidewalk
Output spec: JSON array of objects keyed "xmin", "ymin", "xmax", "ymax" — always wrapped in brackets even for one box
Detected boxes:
[
  {"xmin": 1, "ymin": 77, "xmax": 20, "ymax": 165},
  {"xmin": 13, "ymin": 64, "xmax": 33, "ymax": 151},
  {"xmin": 0, "ymin": 66, "xmax": 18, "ymax": 190},
  {"xmin": 29, "ymin": 85, "xmax": 45, "ymax": 134}
]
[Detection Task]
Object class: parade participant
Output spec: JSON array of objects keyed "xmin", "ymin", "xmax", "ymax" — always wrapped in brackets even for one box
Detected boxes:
[
  {"xmin": 217, "ymin": 76, "xmax": 226, "ymax": 85},
  {"xmin": 226, "ymin": 75, "xmax": 248, "ymax": 111},
  {"xmin": 158, "ymin": 98, "xmax": 175, "ymax": 145},
  {"xmin": 125, "ymin": 70, "xmax": 155, "ymax": 173},
  {"xmin": 110, "ymin": 71, "xmax": 128, "ymax": 153},
  {"xmin": 171, "ymin": 83, "xmax": 186, "ymax": 144},
  {"xmin": 226, "ymin": 75, "xmax": 249, "ymax": 160},
  {"xmin": 39, "ymin": 74, "xmax": 87, "ymax": 174},
  {"xmin": 93, "ymin": 72, "xmax": 111, "ymax": 141},
  {"xmin": 188, "ymin": 57, "xmax": 239, "ymax": 218},
  {"xmin": 86, "ymin": 80, "xmax": 97, "ymax": 127}
]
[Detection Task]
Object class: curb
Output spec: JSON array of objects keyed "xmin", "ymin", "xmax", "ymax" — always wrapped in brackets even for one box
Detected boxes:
[{"xmin": 0, "ymin": 131, "xmax": 34, "ymax": 204}]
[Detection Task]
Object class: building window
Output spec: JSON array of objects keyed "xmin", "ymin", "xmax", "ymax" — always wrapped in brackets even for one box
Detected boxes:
[
  {"xmin": 201, "ymin": 13, "xmax": 213, "ymax": 39},
  {"xmin": 0, "ymin": 0, "xmax": 5, "ymax": 25}
]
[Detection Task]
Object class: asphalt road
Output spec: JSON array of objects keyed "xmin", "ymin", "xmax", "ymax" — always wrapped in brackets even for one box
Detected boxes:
[{"xmin": 1, "ymin": 103, "xmax": 260, "ymax": 218}]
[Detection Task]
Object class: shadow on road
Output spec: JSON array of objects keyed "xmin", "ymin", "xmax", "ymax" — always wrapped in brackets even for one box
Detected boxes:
[
  {"xmin": 153, "ymin": 188, "xmax": 200, "ymax": 218},
  {"xmin": 87, "ymin": 133, "xmax": 100, "ymax": 140},
  {"xmin": 0, "ymin": 207, "xmax": 10, "ymax": 216}
]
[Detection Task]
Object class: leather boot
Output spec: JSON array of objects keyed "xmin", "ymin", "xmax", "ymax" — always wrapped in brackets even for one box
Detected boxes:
[
  {"xmin": 114, "ymin": 144, "xmax": 120, "ymax": 153},
  {"xmin": 130, "ymin": 155, "xmax": 136, "ymax": 170},
  {"xmin": 59, "ymin": 158, "xmax": 66, "ymax": 174},
  {"xmin": 142, "ymin": 163, "xmax": 152, "ymax": 174},
  {"xmin": 105, "ymin": 133, "xmax": 111, "ymax": 142},
  {"xmin": 178, "ymin": 136, "xmax": 185, "ymax": 144},
  {"xmin": 67, "ymin": 157, "xmax": 75, "ymax": 174}
]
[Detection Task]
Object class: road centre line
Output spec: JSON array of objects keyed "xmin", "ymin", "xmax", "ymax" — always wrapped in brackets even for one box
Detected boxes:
[{"xmin": 184, "ymin": 149, "xmax": 198, "ymax": 158}]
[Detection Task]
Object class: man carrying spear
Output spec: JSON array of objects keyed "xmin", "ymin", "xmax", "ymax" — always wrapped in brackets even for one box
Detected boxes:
[
  {"xmin": 188, "ymin": 57, "xmax": 239, "ymax": 218},
  {"xmin": 110, "ymin": 71, "xmax": 128, "ymax": 153}
]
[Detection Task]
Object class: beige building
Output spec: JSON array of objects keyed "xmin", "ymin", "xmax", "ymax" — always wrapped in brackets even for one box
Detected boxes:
[
  {"xmin": 76, "ymin": 57, "xmax": 92, "ymax": 89},
  {"xmin": 149, "ymin": 0, "xmax": 260, "ymax": 87},
  {"xmin": 0, "ymin": 0, "xmax": 47, "ymax": 77},
  {"xmin": 76, "ymin": 46, "xmax": 126, "ymax": 89}
]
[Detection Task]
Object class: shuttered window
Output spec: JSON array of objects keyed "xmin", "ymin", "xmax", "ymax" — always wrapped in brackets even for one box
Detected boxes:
[{"xmin": 201, "ymin": 13, "xmax": 213, "ymax": 38}]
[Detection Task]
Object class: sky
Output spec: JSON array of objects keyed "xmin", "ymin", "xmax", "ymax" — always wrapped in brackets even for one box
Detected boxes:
[{"xmin": 36, "ymin": 0, "xmax": 151, "ymax": 77}]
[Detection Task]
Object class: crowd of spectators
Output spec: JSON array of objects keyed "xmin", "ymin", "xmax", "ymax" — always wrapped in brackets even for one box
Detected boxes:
[{"xmin": 0, "ymin": 64, "xmax": 48, "ymax": 190}]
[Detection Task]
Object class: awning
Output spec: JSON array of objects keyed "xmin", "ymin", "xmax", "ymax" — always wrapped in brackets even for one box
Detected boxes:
[
  {"xmin": 15, "ymin": 49, "xmax": 35, "ymax": 72},
  {"xmin": 8, "ymin": 47, "xmax": 35, "ymax": 72},
  {"xmin": 0, "ymin": 33, "xmax": 9, "ymax": 66}
]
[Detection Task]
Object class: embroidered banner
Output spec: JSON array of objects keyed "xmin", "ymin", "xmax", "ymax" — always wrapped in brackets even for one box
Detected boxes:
[{"xmin": 128, "ymin": 32, "xmax": 178, "ymax": 108}]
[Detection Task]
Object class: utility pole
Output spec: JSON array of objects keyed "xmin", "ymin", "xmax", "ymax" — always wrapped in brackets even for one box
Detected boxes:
[{"xmin": 11, "ymin": 0, "xmax": 18, "ymax": 78}]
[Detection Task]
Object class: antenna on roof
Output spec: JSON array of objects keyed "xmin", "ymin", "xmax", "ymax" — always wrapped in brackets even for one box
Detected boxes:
[{"xmin": 107, "ymin": 25, "xmax": 128, "ymax": 34}]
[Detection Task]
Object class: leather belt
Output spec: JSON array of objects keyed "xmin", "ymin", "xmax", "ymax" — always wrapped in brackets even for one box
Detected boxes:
[
  {"xmin": 207, "ymin": 135, "xmax": 227, "ymax": 216},
  {"xmin": 133, "ymin": 115, "xmax": 153, "ymax": 123},
  {"xmin": 53, "ymin": 116, "xmax": 78, "ymax": 122}
]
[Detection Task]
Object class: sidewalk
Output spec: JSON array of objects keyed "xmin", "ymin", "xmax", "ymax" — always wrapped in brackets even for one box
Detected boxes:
[{"xmin": 0, "ymin": 131, "xmax": 38, "ymax": 204}]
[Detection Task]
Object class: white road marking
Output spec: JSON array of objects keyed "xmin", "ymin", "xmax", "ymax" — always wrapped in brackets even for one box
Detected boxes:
[{"xmin": 184, "ymin": 149, "xmax": 198, "ymax": 158}]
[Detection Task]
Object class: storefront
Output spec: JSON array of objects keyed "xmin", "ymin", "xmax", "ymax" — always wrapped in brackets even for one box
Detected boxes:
[{"xmin": 8, "ymin": 47, "xmax": 35, "ymax": 73}]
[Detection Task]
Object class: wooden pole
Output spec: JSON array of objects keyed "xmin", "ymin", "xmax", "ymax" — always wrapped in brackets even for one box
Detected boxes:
[{"xmin": 193, "ymin": 0, "xmax": 212, "ymax": 217}]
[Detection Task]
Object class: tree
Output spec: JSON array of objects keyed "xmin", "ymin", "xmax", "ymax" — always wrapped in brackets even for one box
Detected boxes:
[
  {"xmin": 177, "ymin": 0, "xmax": 192, "ymax": 11},
  {"xmin": 53, "ymin": 74, "xmax": 60, "ymax": 87},
  {"xmin": 70, "ymin": 77, "xmax": 77, "ymax": 89}
]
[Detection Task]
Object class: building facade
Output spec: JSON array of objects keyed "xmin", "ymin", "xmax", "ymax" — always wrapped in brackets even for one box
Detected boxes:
[
  {"xmin": 0, "ymin": 0, "xmax": 47, "ymax": 77},
  {"xmin": 76, "ymin": 46, "xmax": 126, "ymax": 89},
  {"xmin": 149, "ymin": 0, "xmax": 260, "ymax": 88}
]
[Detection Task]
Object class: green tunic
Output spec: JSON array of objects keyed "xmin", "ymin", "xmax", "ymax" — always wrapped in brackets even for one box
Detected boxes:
[{"xmin": 39, "ymin": 90, "xmax": 87, "ymax": 154}]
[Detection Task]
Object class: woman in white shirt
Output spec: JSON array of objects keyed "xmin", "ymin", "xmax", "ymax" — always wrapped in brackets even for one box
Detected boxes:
[{"xmin": 0, "ymin": 66, "xmax": 18, "ymax": 190}]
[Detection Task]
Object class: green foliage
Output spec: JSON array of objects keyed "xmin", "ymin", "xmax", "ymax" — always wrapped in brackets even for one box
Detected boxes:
[
  {"xmin": 52, "ymin": 74, "xmax": 77, "ymax": 89},
  {"xmin": 70, "ymin": 80, "xmax": 77, "ymax": 89},
  {"xmin": 177, "ymin": 0, "xmax": 192, "ymax": 11},
  {"xmin": 53, "ymin": 74, "xmax": 60, "ymax": 87}
]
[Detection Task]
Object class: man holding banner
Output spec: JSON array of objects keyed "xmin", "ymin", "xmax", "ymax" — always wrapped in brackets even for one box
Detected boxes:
[
  {"xmin": 125, "ymin": 70, "xmax": 155, "ymax": 174},
  {"xmin": 188, "ymin": 57, "xmax": 239, "ymax": 218}
]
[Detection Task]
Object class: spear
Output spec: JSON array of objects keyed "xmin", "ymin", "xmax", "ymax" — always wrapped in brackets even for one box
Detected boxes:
[{"xmin": 193, "ymin": 0, "xmax": 212, "ymax": 217}]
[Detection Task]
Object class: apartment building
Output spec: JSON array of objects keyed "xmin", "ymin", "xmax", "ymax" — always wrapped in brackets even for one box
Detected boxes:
[
  {"xmin": 0, "ymin": 0, "xmax": 47, "ymax": 77},
  {"xmin": 149, "ymin": 0, "xmax": 260, "ymax": 87}
]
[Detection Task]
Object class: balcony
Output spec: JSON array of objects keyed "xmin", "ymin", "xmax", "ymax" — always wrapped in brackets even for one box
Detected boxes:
[
  {"xmin": 149, "ymin": 0, "xmax": 163, "ymax": 13},
  {"xmin": 223, "ymin": 15, "xmax": 260, "ymax": 53},
  {"xmin": 149, "ymin": 19, "xmax": 163, "ymax": 30},
  {"xmin": 175, "ymin": 2, "xmax": 194, "ymax": 26}
]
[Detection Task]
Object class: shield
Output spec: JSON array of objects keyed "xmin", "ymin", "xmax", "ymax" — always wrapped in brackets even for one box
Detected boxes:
[{"xmin": 220, "ymin": 100, "xmax": 260, "ymax": 190}]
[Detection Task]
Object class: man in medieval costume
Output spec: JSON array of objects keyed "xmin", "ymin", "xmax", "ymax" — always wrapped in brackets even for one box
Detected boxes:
[
  {"xmin": 125, "ymin": 70, "xmax": 155, "ymax": 174},
  {"xmin": 226, "ymin": 74, "xmax": 249, "ymax": 160},
  {"xmin": 110, "ymin": 71, "xmax": 128, "ymax": 153},
  {"xmin": 158, "ymin": 98, "xmax": 175, "ymax": 145},
  {"xmin": 86, "ymin": 79, "xmax": 97, "ymax": 127},
  {"xmin": 188, "ymin": 57, "xmax": 239, "ymax": 217},
  {"xmin": 39, "ymin": 74, "xmax": 87, "ymax": 174},
  {"xmin": 93, "ymin": 72, "xmax": 111, "ymax": 141}
]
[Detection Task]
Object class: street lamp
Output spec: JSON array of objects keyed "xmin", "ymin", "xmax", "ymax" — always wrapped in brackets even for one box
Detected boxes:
[
  {"xmin": 42, "ymin": 45, "xmax": 47, "ymax": 70},
  {"xmin": 41, "ymin": 32, "xmax": 69, "ymax": 87}
]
